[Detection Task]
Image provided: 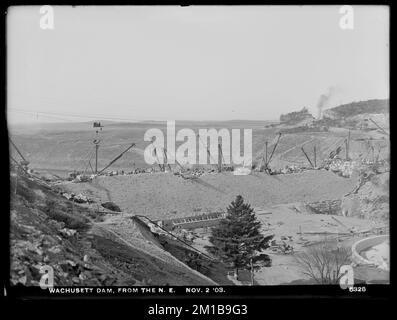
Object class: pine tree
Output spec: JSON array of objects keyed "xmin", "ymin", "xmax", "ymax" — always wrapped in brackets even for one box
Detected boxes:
[{"xmin": 206, "ymin": 195, "xmax": 271, "ymax": 280}]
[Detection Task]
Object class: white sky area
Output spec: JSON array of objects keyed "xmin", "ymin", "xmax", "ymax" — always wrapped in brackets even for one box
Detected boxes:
[{"xmin": 7, "ymin": 5, "xmax": 389, "ymax": 124}]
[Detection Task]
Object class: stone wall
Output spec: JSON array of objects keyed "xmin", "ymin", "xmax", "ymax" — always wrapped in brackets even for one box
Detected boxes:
[
  {"xmin": 306, "ymin": 199, "xmax": 342, "ymax": 215},
  {"xmin": 351, "ymin": 235, "xmax": 389, "ymax": 269},
  {"xmin": 161, "ymin": 212, "xmax": 226, "ymax": 230}
]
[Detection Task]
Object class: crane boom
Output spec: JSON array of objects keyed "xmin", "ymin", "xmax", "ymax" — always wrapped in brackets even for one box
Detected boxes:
[
  {"xmin": 152, "ymin": 146, "xmax": 164, "ymax": 171},
  {"xmin": 301, "ymin": 146, "xmax": 314, "ymax": 167},
  {"xmin": 97, "ymin": 143, "xmax": 135, "ymax": 175},
  {"xmin": 369, "ymin": 118, "xmax": 389, "ymax": 136},
  {"xmin": 163, "ymin": 148, "xmax": 172, "ymax": 171},
  {"xmin": 267, "ymin": 133, "xmax": 282, "ymax": 165},
  {"xmin": 9, "ymin": 138, "xmax": 29, "ymax": 164}
]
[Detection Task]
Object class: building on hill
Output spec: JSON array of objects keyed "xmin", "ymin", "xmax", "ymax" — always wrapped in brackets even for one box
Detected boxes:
[{"xmin": 279, "ymin": 107, "xmax": 314, "ymax": 124}]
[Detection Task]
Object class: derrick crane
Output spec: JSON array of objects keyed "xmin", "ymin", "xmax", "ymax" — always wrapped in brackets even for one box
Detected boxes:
[
  {"xmin": 97, "ymin": 143, "xmax": 135, "ymax": 175},
  {"xmin": 369, "ymin": 118, "xmax": 389, "ymax": 136},
  {"xmin": 9, "ymin": 137, "xmax": 29, "ymax": 167},
  {"xmin": 153, "ymin": 146, "xmax": 164, "ymax": 171},
  {"xmin": 259, "ymin": 132, "xmax": 282, "ymax": 172},
  {"xmin": 92, "ymin": 121, "xmax": 104, "ymax": 173},
  {"xmin": 259, "ymin": 141, "xmax": 268, "ymax": 171},
  {"xmin": 267, "ymin": 132, "xmax": 282, "ymax": 165},
  {"xmin": 162, "ymin": 148, "xmax": 172, "ymax": 172}
]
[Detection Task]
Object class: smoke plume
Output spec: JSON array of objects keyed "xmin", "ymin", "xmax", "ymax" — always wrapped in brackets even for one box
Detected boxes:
[{"xmin": 317, "ymin": 86, "xmax": 336, "ymax": 119}]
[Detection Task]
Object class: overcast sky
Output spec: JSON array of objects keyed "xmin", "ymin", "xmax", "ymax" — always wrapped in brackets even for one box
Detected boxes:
[{"xmin": 7, "ymin": 5, "xmax": 389, "ymax": 124}]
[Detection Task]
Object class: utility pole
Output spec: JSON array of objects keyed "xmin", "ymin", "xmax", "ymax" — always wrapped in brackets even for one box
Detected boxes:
[
  {"xmin": 163, "ymin": 148, "xmax": 172, "ymax": 171},
  {"xmin": 95, "ymin": 143, "xmax": 99, "ymax": 173},
  {"xmin": 218, "ymin": 143, "xmax": 222, "ymax": 173},
  {"xmin": 266, "ymin": 133, "xmax": 282, "ymax": 170},
  {"xmin": 264, "ymin": 141, "xmax": 268, "ymax": 170},
  {"xmin": 345, "ymin": 130, "xmax": 351, "ymax": 160},
  {"xmin": 153, "ymin": 146, "xmax": 163, "ymax": 171},
  {"xmin": 344, "ymin": 132, "xmax": 350, "ymax": 161},
  {"xmin": 313, "ymin": 146, "xmax": 317, "ymax": 167},
  {"xmin": 92, "ymin": 122, "xmax": 103, "ymax": 174},
  {"xmin": 93, "ymin": 129, "xmax": 100, "ymax": 174}
]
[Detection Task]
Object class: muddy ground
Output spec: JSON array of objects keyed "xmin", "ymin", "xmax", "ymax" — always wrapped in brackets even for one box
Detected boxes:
[
  {"xmin": 59, "ymin": 170, "xmax": 357, "ymax": 219},
  {"xmin": 187, "ymin": 202, "xmax": 387, "ymax": 285}
]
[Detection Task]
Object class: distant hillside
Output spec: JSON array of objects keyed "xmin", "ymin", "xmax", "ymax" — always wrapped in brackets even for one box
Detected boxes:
[
  {"xmin": 7, "ymin": 120, "xmax": 277, "ymax": 174},
  {"xmin": 323, "ymin": 99, "xmax": 389, "ymax": 119}
]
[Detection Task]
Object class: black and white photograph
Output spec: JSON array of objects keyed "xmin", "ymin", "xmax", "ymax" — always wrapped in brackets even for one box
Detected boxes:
[{"xmin": 5, "ymin": 4, "xmax": 390, "ymax": 300}]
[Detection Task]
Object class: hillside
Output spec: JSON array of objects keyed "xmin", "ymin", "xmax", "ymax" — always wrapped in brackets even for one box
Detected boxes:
[
  {"xmin": 341, "ymin": 163, "xmax": 390, "ymax": 222},
  {"xmin": 323, "ymin": 99, "xmax": 389, "ymax": 119},
  {"xmin": 8, "ymin": 99, "xmax": 390, "ymax": 175},
  {"xmin": 10, "ymin": 170, "xmax": 215, "ymax": 286}
]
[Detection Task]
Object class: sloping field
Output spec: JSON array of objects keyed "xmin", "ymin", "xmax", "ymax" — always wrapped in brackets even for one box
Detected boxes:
[
  {"xmin": 265, "ymin": 134, "xmax": 342, "ymax": 168},
  {"xmin": 10, "ymin": 120, "xmax": 272, "ymax": 172},
  {"xmin": 260, "ymin": 129, "xmax": 389, "ymax": 169},
  {"xmin": 61, "ymin": 170, "xmax": 357, "ymax": 220}
]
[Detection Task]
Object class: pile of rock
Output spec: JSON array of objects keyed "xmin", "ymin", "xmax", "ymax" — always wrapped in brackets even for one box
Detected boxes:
[
  {"xmin": 171, "ymin": 228, "xmax": 197, "ymax": 243},
  {"xmin": 325, "ymin": 159, "xmax": 357, "ymax": 178},
  {"xmin": 61, "ymin": 192, "xmax": 92, "ymax": 203},
  {"xmin": 269, "ymin": 236, "xmax": 294, "ymax": 254},
  {"xmin": 233, "ymin": 167, "xmax": 251, "ymax": 175},
  {"xmin": 10, "ymin": 173, "xmax": 138, "ymax": 287},
  {"xmin": 280, "ymin": 165, "xmax": 305, "ymax": 174},
  {"xmin": 60, "ymin": 228, "xmax": 77, "ymax": 237},
  {"xmin": 306, "ymin": 199, "xmax": 342, "ymax": 215},
  {"xmin": 341, "ymin": 168, "xmax": 389, "ymax": 221},
  {"xmin": 124, "ymin": 167, "xmax": 156, "ymax": 175},
  {"xmin": 73, "ymin": 174, "xmax": 93, "ymax": 183}
]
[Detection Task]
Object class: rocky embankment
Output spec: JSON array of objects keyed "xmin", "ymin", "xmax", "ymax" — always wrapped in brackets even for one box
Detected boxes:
[
  {"xmin": 10, "ymin": 171, "xmax": 213, "ymax": 286},
  {"xmin": 341, "ymin": 164, "xmax": 389, "ymax": 221}
]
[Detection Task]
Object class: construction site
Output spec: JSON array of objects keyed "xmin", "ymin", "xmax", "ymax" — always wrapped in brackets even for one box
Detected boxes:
[{"xmin": 9, "ymin": 99, "xmax": 390, "ymax": 286}]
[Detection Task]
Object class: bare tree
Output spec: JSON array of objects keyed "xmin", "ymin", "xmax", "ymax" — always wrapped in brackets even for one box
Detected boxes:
[{"xmin": 295, "ymin": 242, "xmax": 351, "ymax": 284}]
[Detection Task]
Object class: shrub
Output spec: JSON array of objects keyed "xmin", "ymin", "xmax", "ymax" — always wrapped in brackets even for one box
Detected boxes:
[
  {"xmin": 101, "ymin": 202, "xmax": 121, "ymax": 212},
  {"xmin": 14, "ymin": 178, "xmax": 36, "ymax": 203},
  {"xmin": 44, "ymin": 199, "xmax": 89, "ymax": 231},
  {"xmin": 294, "ymin": 242, "xmax": 351, "ymax": 284}
]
